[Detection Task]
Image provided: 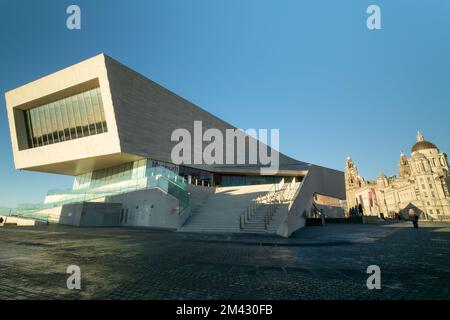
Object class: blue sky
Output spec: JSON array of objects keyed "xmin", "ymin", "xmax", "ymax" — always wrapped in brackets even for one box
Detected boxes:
[{"xmin": 0, "ymin": 0, "xmax": 449, "ymax": 207}]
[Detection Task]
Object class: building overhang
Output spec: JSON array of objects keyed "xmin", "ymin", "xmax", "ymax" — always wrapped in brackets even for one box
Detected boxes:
[
  {"xmin": 209, "ymin": 164, "xmax": 310, "ymax": 177},
  {"xmin": 4, "ymin": 53, "xmax": 122, "ymax": 175},
  {"xmin": 20, "ymin": 152, "xmax": 143, "ymax": 176},
  {"xmin": 5, "ymin": 53, "xmax": 342, "ymax": 179}
]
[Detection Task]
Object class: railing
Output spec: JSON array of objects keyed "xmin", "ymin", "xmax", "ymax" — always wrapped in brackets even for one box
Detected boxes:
[
  {"xmin": 239, "ymin": 179, "xmax": 297, "ymax": 230},
  {"xmin": 4, "ymin": 211, "xmax": 51, "ymax": 223},
  {"xmin": 11, "ymin": 167, "xmax": 190, "ymax": 220},
  {"xmin": 263, "ymin": 184, "xmax": 288, "ymax": 229},
  {"xmin": 146, "ymin": 166, "xmax": 188, "ymax": 189},
  {"xmin": 165, "ymin": 178, "xmax": 190, "ymax": 214},
  {"xmin": 239, "ymin": 183, "xmax": 279, "ymax": 229},
  {"xmin": 263, "ymin": 179, "xmax": 301, "ymax": 230}
]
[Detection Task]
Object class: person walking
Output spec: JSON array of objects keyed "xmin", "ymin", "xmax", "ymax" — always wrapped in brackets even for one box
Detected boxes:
[
  {"xmin": 358, "ymin": 203, "xmax": 364, "ymax": 216},
  {"xmin": 320, "ymin": 209, "xmax": 325, "ymax": 226},
  {"xmin": 412, "ymin": 212, "xmax": 419, "ymax": 229}
]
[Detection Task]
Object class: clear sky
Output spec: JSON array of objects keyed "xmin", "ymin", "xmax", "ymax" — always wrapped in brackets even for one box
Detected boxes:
[{"xmin": 1, "ymin": 0, "xmax": 449, "ymax": 207}]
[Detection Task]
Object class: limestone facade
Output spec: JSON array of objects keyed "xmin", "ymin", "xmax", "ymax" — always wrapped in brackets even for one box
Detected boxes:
[{"xmin": 345, "ymin": 132, "xmax": 450, "ymax": 219}]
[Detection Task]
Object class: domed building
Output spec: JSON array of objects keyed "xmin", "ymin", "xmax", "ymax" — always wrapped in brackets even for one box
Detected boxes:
[{"xmin": 345, "ymin": 132, "xmax": 450, "ymax": 219}]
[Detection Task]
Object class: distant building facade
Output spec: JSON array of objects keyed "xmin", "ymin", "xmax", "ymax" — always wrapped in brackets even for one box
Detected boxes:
[{"xmin": 345, "ymin": 132, "xmax": 450, "ymax": 219}]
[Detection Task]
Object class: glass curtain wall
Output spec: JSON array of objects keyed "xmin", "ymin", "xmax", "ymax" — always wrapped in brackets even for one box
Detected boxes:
[
  {"xmin": 23, "ymin": 87, "xmax": 107, "ymax": 148},
  {"xmin": 72, "ymin": 160, "xmax": 147, "ymax": 191}
]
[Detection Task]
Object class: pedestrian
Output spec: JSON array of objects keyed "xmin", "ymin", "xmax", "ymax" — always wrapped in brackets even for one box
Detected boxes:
[
  {"xmin": 358, "ymin": 203, "xmax": 364, "ymax": 216},
  {"xmin": 412, "ymin": 212, "xmax": 419, "ymax": 229},
  {"xmin": 320, "ymin": 209, "xmax": 325, "ymax": 226}
]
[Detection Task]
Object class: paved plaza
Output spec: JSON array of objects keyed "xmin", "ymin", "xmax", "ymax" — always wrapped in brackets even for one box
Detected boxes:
[{"xmin": 0, "ymin": 221, "xmax": 449, "ymax": 299}]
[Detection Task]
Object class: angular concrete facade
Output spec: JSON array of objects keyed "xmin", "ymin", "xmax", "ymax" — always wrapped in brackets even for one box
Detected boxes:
[
  {"xmin": 6, "ymin": 54, "xmax": 301, "ymax": 175},
  {"xmin": 6, "ymin": 55, "xmax": 126, "ymax": 175}
]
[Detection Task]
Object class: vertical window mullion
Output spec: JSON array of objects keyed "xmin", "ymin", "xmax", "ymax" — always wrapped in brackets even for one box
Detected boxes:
[
  {"xmin": 31, "ymin": 109, "xmax": 42, "ymax": 146},
  {"xmin": 77, "ymin": 92, "xmax": 89, "ymax": 136},
  {"xmin": 38, "ymin": 107, "xmax": 48, "ymax": 145},
  {"xmin": 43, "ymin": 104, "xmax": 54, "ymax": 145},
  {"xmin": 60, "ymin": 99, "xmax": 71, "ymax": 141},
  {"xmin": 84, "ymin": 91, "xmax": 97, "ymax": 135},
  {"xmin": 64, "ymin": 98, "xmax": 77, "ymax": 139},
  {"xmin": 54, "ymin": 101, "xmax": 64, "ymax": 142},
  {"xmin": 41, "ymin": 105, "xmax": 50, "ymax": 145},
  {"xmin": 24, "ymin": 111, "xmax": 34, "ymax": 148},
  {"xmin": 30, "ymin": 109, "xmax": 38, "ymax": 146},
  {"xmin": 72, "ymin": 95, "xmax": 84, "ymax": 137},
  {"xmin": 96, "ymin": 88, "xmax": 107, "ymax": 132},
  {"xmin": 49, "ymin": 102, "xmax": 59, "ymax": 143},
  {"xmin": 89, "ymin": 89, "xmax": 103, "ymax": 133},
  {"xmin": 69, "ymin": 97, "xmax": 79, "ymax": 139}
]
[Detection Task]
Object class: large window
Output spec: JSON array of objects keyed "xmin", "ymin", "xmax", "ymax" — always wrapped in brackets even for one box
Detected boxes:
[
  {"xmin": 90, "ymin": 162, "xmax": 135, "ymax": 188},
  {"xmin": 23, "ymin": 87, "xmax": 107, "ymax": 148}
]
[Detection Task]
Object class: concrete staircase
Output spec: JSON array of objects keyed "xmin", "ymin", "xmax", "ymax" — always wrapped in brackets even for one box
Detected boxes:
[
  {"xmin": 186, "ymin": 184, "xmax": 215, "ymax": 215},
  {"xmin": 240, "ymin": 202, "xmax": 291, "ymax": 234},
  {"xmin": 240, "ymin": 182, "xmax": 301, "ymax": 234},
  {"xmin": 239, "ymin": 204, "xmax": 271, "ymax": 234},
  {"xmin": 179, "ymin": 184, "xmax": 274, "ymax": 233}
]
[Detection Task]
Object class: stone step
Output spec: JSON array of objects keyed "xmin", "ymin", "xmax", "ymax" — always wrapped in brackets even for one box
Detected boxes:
[
  {"xmin": 242, "ymin": 223, "xmax": 266, "ymax": 228},
  {"xmin": 181, "ymin": 224, "xmax": 239, "ymax": 228},
  {"xmin": 242, "ymin": 222, "xmax": 266, "ymax": 227},
  {"xmin": 243, "ymin": 228, "xmax": 266, "ymax": 231},
  {"xmin": 180, "ymin": 182, "xmax": 299, "ymax": 235},
  {"xmin": 179, "ymin": 228, "xmax": 240, "ymax": 233}
]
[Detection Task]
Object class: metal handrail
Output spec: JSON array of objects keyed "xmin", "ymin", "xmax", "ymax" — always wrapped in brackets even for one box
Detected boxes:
[
  {"xmin": 13, "ymin": 173, "xmax": 190, "ymax": 220},
  {"xmin": 239, "ymin": 182, "xmax": 280, "ymax": 229},
  {"xmin": 263, "ymin": 181, "xmax": 301, "ymax": 229},
  {"xmin": 239, "ymin": 180, "xmax": 302, "ymax": 230},
  {"xmin": 263, "ymin": 185, "xmax": 287, "ymax": 229}
]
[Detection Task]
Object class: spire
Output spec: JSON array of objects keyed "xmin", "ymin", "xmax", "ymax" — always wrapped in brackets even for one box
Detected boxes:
[
  {"xmin": 346, "ymin": 155, "xmax": 356, "ymax": 169},
  {"xmin": 399, "ymin": 148, "xmax": 411, "ymax": 178},
  {"xmin": 345, "ymin": 156, "xmax": 362, "ymax": 189},
  {"xmin": 416, "ymin": 131, "xmax": 424, "ymax": 142}
]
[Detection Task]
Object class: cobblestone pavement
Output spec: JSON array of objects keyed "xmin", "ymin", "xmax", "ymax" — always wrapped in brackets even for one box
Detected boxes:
[{"xmin": 0, "ymin": 221, "xmax": 449, "ymax": 299}]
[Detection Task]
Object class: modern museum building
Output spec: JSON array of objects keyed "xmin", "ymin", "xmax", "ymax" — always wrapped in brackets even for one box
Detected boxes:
[{"xmin": 5, "ymin": 54, "xmax": 345, "ymax": 237}]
